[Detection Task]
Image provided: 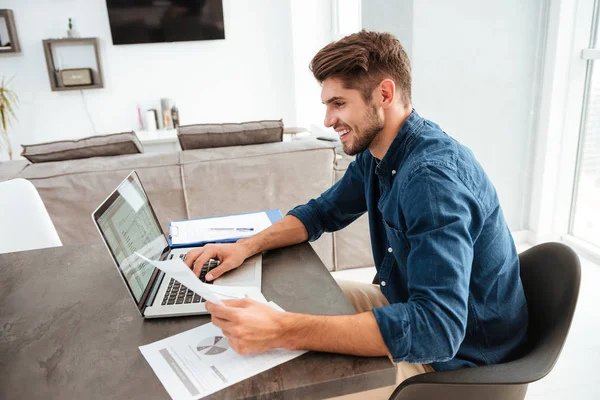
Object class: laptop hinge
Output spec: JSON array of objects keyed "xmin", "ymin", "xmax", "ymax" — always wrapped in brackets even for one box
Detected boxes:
[{"xmin": 145, "ymin": 270, "xmax": 165, "ymax": 309}]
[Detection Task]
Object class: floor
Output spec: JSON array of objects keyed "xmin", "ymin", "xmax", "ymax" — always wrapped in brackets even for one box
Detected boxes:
[{"xmin": 330, "ymin": 244, "xmax": 600, "ymax": 399}]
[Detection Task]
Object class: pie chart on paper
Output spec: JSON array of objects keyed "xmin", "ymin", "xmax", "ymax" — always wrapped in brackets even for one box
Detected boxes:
[{"xmin": 196, "ymin": 336, "xmax": 230, "ymax": 355}]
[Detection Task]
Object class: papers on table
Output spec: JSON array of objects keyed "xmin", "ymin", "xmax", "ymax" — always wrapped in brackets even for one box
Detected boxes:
[
  {"xmin": 134, "ymin": 253, "xmax": 264, "ymax": 305},
  {"xmin": 169, "ymin": 211, "xmax": 273, "ymax": 246},
  {"xmin": 139, "ymin": 302, "xmax": 306, "ymax": 400},
  {"xmin": 135, "ymin": 248, "xmax": 303, "ymax": 399}
]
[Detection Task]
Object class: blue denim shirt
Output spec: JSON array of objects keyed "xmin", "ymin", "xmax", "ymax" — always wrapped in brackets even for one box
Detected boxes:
[{"xmin": 288, "ymin": 110, "xmax": 528, "ymax": 371}]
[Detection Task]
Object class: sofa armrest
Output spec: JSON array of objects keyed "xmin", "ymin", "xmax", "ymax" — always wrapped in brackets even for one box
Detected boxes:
[{"xmin": 0, "ymin": 159, "xmax": 29, "ymax": 182}]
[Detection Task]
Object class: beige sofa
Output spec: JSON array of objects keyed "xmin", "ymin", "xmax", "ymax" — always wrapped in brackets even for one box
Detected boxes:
[{"xmin": 0, "ymin": 139, "xmax": 374, "ymax": 271}]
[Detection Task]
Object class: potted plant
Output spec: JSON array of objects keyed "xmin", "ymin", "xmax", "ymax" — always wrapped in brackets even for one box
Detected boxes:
[{"xmin": 0, "ymin": 76, "xmax": 18, "ymax": 160}]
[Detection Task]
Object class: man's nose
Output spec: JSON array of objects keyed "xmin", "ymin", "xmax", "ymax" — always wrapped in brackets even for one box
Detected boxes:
[{"xmin": 324, "ymin": 112, "xmax": 337, "ymax": 128}]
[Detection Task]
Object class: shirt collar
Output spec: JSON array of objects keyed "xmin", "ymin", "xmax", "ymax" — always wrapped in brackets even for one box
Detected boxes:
[{"xmin": 375, "ymin": 108, "xmax": 424, "ymax": 176}]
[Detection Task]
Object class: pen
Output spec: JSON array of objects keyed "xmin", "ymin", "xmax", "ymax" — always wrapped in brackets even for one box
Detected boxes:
[{"xmin": 208, "ymin": 228, "xmax": 254, "ymax": 231}]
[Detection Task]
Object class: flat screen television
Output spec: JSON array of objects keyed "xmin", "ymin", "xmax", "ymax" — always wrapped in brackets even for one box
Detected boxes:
[{"xmin": 106, "ymin": 0, "xmax": 225, "ymax": 45}]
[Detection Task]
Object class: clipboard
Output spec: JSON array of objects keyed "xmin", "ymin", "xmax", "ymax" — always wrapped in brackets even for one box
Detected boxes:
[{"xmin": 168, "ymin": 209, "xmax": 283, "ymax": 248}]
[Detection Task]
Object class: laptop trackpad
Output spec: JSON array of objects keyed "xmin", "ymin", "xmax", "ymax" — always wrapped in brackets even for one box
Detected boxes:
[{"xmin": 214, "ymin": 254, "xmax": 261, "ymax": 287}]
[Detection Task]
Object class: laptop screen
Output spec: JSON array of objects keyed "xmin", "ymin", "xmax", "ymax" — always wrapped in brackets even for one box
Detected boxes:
[{"xmin": 94, "ymin": 172, "xmax": 168, "ymax": 303}]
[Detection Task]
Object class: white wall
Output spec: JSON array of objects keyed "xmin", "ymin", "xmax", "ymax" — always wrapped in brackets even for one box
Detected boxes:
[
  {"xmin": 289, "ymin": 0, "xmax": 333, "ymax": 130},
  {"xmin": 0, "ymin": 0, "xmax": 296, "ymax": 158},
  {"xmin": 291, "ymin": 1, "xmax": 547, "ymax": 231},
  {"xmin": 361, "ymin": 0, "xmax": 413, "ymax": 59},
  {"xmin": 411, "ymin": 0, "xmax": 547, "ymax": 230},
  {"xmin": 1, "ymin": 0, "xmax": 547, "ymax": 232}
]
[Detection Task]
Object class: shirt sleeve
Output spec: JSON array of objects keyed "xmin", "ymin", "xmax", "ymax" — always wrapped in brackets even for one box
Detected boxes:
[
  {"xmin": 287, "ymin": 154, "xmax": 368, "ymax": 242},
  {"xmin": 372, "ymin": 165, "xmax": 485, "ymax": 364}
]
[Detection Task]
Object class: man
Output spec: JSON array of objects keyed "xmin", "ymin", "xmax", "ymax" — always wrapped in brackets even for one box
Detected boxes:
[{"xmin": 185, "ymin": 30, "xmax": 528, "ymax": 394}]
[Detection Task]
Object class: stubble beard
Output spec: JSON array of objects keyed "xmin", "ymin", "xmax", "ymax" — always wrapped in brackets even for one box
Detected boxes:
[{"xmin": 343, "ymin": 103, "xmax": 384, "ymax": 156}]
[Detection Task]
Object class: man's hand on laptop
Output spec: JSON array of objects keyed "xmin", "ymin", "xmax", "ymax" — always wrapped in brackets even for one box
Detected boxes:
[{"xmin": 184, "ymin": 243, "xmax": 250, "ymax": 281}]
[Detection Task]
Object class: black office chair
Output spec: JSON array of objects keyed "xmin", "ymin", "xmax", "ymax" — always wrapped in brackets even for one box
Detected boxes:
[{"xmin": 375, "ymin": 242, "xmax": 581, "ymax": 400}]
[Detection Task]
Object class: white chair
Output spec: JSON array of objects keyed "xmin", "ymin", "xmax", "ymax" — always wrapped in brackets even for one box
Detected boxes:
[{"xmin": 0, "ymin": 178, "xmax": 62, "ymax": 254}]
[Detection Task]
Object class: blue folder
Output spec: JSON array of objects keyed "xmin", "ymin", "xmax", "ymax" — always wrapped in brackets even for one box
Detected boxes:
[{"xmin": 168, "ymin": 209, "xmax": 283, "ymax": 248}]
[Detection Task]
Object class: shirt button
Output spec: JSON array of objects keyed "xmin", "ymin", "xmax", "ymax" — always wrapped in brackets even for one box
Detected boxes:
[
  {"xmin": 391, "ymin": 170, "xmax": 396, "ymax": 175},
  {"xmin": 388, "ymin": 247, "xmax": 393, "ymax": 253},
  {"xmin": 381, "ymin": 281, "xmax": 386, "ymax": 287}
]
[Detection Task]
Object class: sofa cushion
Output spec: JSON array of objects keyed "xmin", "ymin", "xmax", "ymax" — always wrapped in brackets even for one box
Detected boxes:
[
  {"xmin": 180, "ymin": 139, "xmax": 336, "ymax": 270},
  {"xmin": 19, "ymin": 151, "xmax": 187, "ymax": 246},
  {"xmin": 20, "ymin": 132, "xmax": 143, "ymax": 163},
  {"xmin": 177, "ymin": 120, "xmax": 283, "ymax": 150}
]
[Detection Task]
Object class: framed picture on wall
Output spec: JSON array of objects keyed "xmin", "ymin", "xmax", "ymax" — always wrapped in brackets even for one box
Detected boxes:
[{"xmin": 0, "ymin": 9, "xmax": 21, "ymax": 54}]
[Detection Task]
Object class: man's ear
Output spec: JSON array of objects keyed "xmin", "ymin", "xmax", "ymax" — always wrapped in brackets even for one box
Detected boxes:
[{"xmin": 378, "ymin": 79, "xmax": 396, "ymax": 109}]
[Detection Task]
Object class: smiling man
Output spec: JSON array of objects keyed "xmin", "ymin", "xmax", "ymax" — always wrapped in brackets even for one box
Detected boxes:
[{"xmin": 184, "ymin": 30, "xmax": 529, "ymax": 397}]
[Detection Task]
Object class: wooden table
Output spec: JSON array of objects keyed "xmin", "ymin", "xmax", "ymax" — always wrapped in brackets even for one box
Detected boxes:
[{"xmin": 0, "ymin": 243, "xmax": 395, "ymax": 399}]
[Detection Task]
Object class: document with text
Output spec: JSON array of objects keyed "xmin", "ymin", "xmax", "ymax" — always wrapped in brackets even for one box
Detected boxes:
[
  {"xmin": 139, "ymin": 303, "xmax": 306, "ymax": 400},
  {"xmin": 170, "ymin": 211, "xmax": 273, "ymax": 245},
  {"xmin": 134, "ymin": 253, "xmax": 265, "ymax": 305}
]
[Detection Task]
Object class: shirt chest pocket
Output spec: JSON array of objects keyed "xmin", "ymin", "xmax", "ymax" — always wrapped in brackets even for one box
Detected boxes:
[
  {"xmin": 380, "ymin": 219, "xmax": 411, "ymax": 294},
  {"xmin": 382, "ymin": 218, "xmax": 411, "ymax": 260}
]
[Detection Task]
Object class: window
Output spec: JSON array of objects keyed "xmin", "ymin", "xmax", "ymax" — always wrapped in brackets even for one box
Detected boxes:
[
  {"xmin": 332, "ymin": 0, "xmax": 361, "ymax": 38},
  {"xmin": 571, "ymin": 1, "xmax": 600, "ymax": 246}
]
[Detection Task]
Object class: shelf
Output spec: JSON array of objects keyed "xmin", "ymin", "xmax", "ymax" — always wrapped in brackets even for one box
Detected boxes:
[
  {"xmin": 135, "ymin": 129, "xmax": 178, "ymax": 145},
  {"xmin": 42, "ymin": 37, "xmax": 104, "ymax": 92},
  {"xmin": 52, "ymin": 84, "xmax": 103, "ymax": 91},
  {"xmin": 135, "ymin": 129, "xmax": 181, "ymax": 154},
  {"xmin": 44, "ymin": 37, "xmax": 98, "ymax": 44},
  {"xmin": 0, "ymin": 9, "xmax": 21, "ymax": 54}
]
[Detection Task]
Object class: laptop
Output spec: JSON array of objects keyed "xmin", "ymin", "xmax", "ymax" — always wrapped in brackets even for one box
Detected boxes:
[{"xmin": 91, "ymin": 170, "xmax": 262, "ymax": 318}]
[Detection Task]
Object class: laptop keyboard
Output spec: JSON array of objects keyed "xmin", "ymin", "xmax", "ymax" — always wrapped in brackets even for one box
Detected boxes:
[{"xmin": 161, "ymin": 253, "xmax": 219, "ymax": 306}]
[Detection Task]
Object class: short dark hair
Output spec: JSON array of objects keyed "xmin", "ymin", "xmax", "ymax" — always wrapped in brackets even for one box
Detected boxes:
[{"xmin": 310, "ymin": 30, "xmax": 411, "ymax": 104}]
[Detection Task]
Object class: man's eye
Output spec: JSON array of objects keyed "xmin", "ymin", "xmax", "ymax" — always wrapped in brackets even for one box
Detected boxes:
[{"xmin": 335, "ymin": 102, "xmax": 345, "ymax": 107}]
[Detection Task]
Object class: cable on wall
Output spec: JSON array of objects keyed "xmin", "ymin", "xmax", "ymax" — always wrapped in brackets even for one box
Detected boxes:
[{"xmin": 80, "ymin": 90, "xmax": 97, "ymax": 135}]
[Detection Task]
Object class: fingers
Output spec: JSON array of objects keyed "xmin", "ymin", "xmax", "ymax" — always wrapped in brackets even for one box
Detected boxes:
[
  {"xmin": 184, "ymin": 243, "xmax": 247, "ymax": 280},
  {"xmin": 205, "ymin": 301, "xmax": 241, "ymax": 321},
  {"xmin": 204, "ymin": 261, "xmax": 234, "ymax": 281},
  {"xmin": 211, "ymin": 314, "xmax": 232, "ymax": 330},
  {"xmin": 205, "ymin": 299, "xmax": 250, "ymax": 318},
  {"xmin": 183, "ymin": 247, "xmax": 204, "ymax": 268},
  {"xmin": 205, "ymin": 301, "xmax": 216, "ymax": 313},
  {"xmin": 222, "ymin": 298, "xmax": 252, "ymax": 308},
  {"xmin": 191, "ymin": 247, "xmax": 219, "ymax": 277}
]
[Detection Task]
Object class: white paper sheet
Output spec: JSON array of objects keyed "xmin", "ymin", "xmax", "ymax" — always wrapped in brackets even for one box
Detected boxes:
[
  {"xmin": 170, "ymin": 212, "xmax": 273, "ymax": 245},
  {"xmin": 134, "ymin": 253, "xmax": 264, "ymax": 306},
  {"xmin": 139, "ymin": 302, "xmax": 306, "ymax": 400}
]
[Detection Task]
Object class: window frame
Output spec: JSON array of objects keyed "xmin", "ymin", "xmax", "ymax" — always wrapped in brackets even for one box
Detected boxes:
[
  {"xmin": 528, "ymin": 0, "xmax": 600, "ymax": 262},
  {"xmin": 569, "ymin": 0, "xmax": 600, "ymax": 238}
]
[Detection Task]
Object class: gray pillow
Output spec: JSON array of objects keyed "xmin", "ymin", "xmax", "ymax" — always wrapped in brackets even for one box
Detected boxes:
[
  {"xmin": 177, "ymin": 119, "xmax": 283, "ymax": 150},
  {"xmin": 21, "ymin": 132, "xmax": 143, "ymax": 163}
]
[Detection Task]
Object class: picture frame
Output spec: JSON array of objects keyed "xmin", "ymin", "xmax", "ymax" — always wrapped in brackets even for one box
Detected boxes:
[{"xmin": 0, "ymin": 9, "xmax": 21, "ymax": 54}]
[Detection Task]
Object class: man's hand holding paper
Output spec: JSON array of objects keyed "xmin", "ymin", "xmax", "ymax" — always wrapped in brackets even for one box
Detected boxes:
[
  {"xmin": 205, "ymin": 298, "xmax": 288, "ymax": 355},
  {"xmin": 139, "ymin": 301, "xmax": 306, "ymax": 400}
]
